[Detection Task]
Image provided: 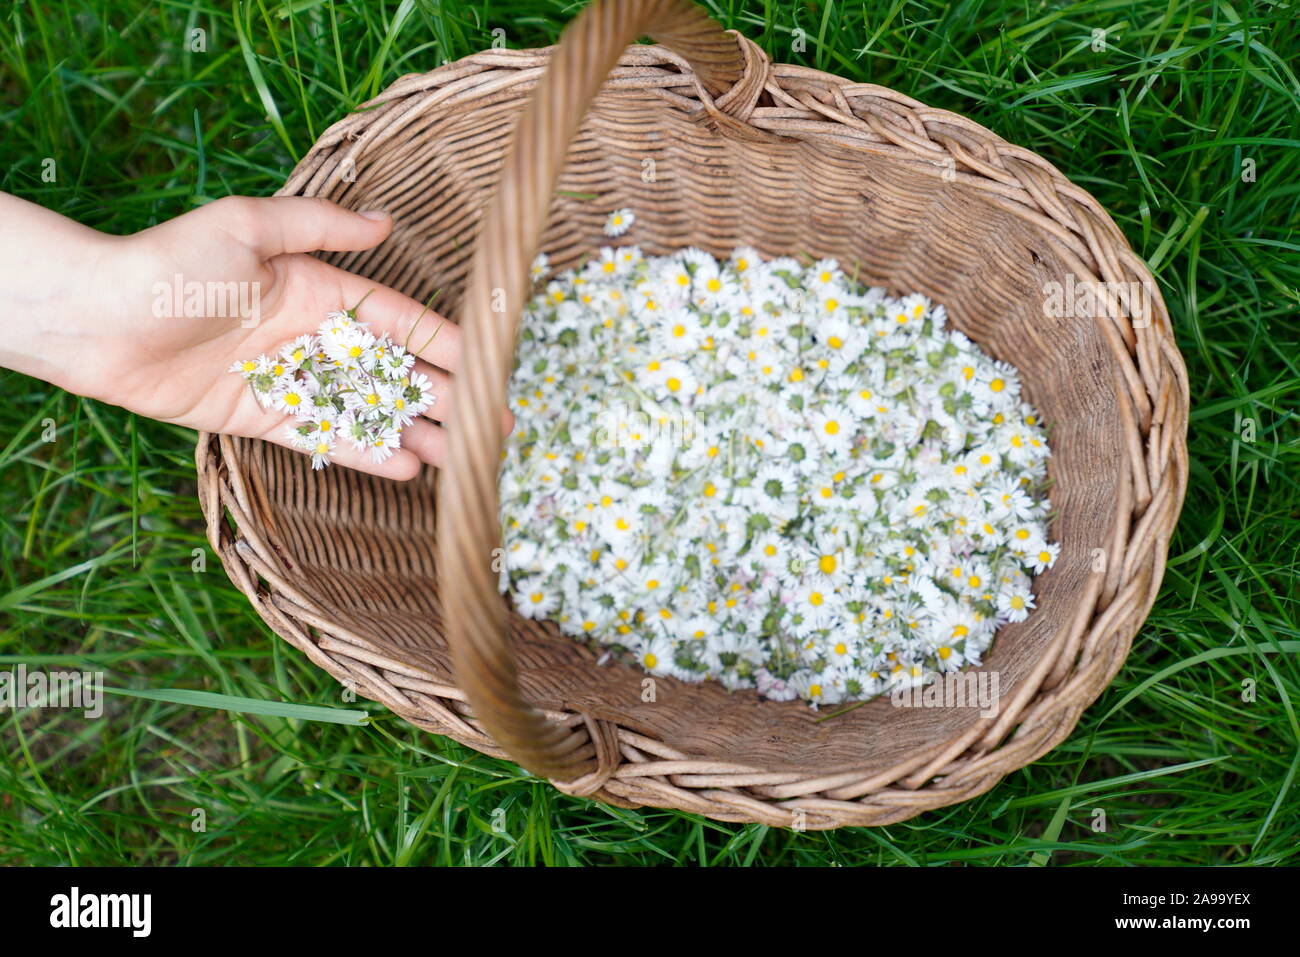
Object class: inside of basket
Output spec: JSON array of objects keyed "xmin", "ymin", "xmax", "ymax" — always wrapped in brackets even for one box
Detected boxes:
[{"xmin": 250, "ymin": 84, "xmax": 1132, "ymax": 777}]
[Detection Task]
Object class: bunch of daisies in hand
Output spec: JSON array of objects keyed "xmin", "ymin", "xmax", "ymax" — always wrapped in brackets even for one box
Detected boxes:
[{"xmin": 230, "ymin": 302, "xmax": 436, "ymax": 468}]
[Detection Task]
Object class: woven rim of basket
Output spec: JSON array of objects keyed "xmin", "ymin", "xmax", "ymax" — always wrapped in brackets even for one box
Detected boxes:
[{"xmin": 196, "ymin": 30, "xmax": 1189, "ymax": 829}]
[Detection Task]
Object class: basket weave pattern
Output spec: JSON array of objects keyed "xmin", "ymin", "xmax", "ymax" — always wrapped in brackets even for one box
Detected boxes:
[{"xmin": 197, "ymin": 0, "xmax": 1188, "ymax": 828}]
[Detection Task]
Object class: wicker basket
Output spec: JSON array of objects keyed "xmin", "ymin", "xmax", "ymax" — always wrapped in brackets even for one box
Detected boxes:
[{"xmin": 196, "ymin": 0, "xmax": 1189, "ymax": 828}]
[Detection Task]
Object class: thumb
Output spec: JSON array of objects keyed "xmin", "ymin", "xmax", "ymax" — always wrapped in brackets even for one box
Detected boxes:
[{"xmin": 204, "ymin": 195, "xmax": 393, "ymax": 258}]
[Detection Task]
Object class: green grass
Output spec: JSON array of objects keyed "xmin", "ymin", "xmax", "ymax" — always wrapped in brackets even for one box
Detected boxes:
[{"xmin": 1, "ymin": 0, "xmax": 1297, "ymax": 865}]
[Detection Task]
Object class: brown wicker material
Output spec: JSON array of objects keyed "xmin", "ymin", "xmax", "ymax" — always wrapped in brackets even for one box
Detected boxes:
[{"xmin": 196, "ymin": 0, "xmax": 1189, "ymax": 828}]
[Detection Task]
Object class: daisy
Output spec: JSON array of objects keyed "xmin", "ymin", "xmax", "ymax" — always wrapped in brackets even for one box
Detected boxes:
[
  {"xmin": 810, "ymin": 403, "xmax": 854, "ymax": 456},
  {"xmin": 518, "ymin": 577, "xmax": 562, "ymax": 619},
  {"xmin": 403, "ymin": 371, "xmax": 438, "ymax": 417},
  {"xmin": 365, "ymin": 424, "xmax": 401, "ymax": 463},
  {"xmin": 322, "ymin": 321, "xmax": 377, "ymax": 370},
  {"xmin": 996, "ymin": 584, "xmax": 1036, "ymax": 623},
  {"xmin": 280, "ymin": 334, "xmax": 317, "ymax": 371},
  {"xmin": 603, "ymin": 207, "xmax": 635, "ymax": 237},
  {"xmin": 271, "ymin": 379, "xmax": 311, "ymax": 415},
  {"xmin": 655, "ymin": 310, "xmax": 706, "ymax": 354},
  {"xmin": 1027, "ymin": 542, "xmax": 1060, "ymax": 574}
]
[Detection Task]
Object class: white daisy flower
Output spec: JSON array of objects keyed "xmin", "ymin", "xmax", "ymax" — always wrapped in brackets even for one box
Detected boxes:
[
  {"xmin": 996, "ymin": 584, "xmax": 1036, "ymax": 623},
  {"xmin": 603, "ymin": 207, "xmax": 635, "ymax": 237},
  {"xmin": 271, "ymin": 380, "xmax": 311, "ymax": 415},
  {"xmin": 281, "ymin": 335, "xmax": 317, "ymax": 370}
]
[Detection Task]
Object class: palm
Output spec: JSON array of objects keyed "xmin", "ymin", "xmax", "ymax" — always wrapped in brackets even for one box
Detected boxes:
[{"xmin": 123, "ymin": 250, "xmax": 349, "ymax": 434}]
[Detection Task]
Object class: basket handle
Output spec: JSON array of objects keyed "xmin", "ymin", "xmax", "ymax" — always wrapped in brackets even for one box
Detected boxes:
[{"xmin": 436, "ymin": 0, "xmax": 747, "ymax": 783}]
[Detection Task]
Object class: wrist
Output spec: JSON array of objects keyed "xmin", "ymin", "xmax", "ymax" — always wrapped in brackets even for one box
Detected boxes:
[
  {"xmin": 0, "ymin": 196, "xmax": 104, "ymax": 387},
  {"xmin": 0, "ymin": 193, "xmax": 132, "ymax": 401}
]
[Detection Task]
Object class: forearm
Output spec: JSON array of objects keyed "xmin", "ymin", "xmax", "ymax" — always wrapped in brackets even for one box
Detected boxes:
[{"xmin": 0, "ymin": 191, "xmax": 124, "ymax": 398}]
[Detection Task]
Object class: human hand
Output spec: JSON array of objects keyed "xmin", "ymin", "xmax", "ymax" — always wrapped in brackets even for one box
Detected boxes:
[{"xmin": 0, "ymin": 191, "xmax": 498, "ymax": 480}]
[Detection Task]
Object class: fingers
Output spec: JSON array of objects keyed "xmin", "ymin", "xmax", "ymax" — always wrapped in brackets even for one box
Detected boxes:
[
  {"xmin": 277, "ymin": 257, "xmax": 514, "ymax": 433},
  {"xmin": 282, "ymin": 255, "xmax": 461, "ymax": 373},
  {"xmin": 411, "ymin": 359, "xmax": 453, "ymax": 420},
  {"xmin": 300, "ymin": 436, "xmax": 425, "ymax": 482},
  {"xmin": 396, "ymin": 417, "xmax": 448, "ymax": 466},
  {"xmin": 327, "ymin": 262, "xmax": 462, "ymax": 372},
  {"xmin": 231, "ymin": 357, "xmax": 503, "ymax": 477},
  {"xmin": 205, "ymin": 195, "xmax": 394, "ymax": 258},
  {"xmin": 252, "ymin": 410, "xmax": 436, "ymax": 481},
  {"xmin": 409, "ymin": 357, "xmax": 514, "ymax": 435}
]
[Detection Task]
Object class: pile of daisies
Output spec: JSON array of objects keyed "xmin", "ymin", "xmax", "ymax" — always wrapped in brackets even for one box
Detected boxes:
[
  {"xmin": 498, "ymin": 215, "xmax": 1058, "ymax": 708},
  {"xmin": 230, "ymin": 306, "xmax": 436, "ymax": 468}
]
